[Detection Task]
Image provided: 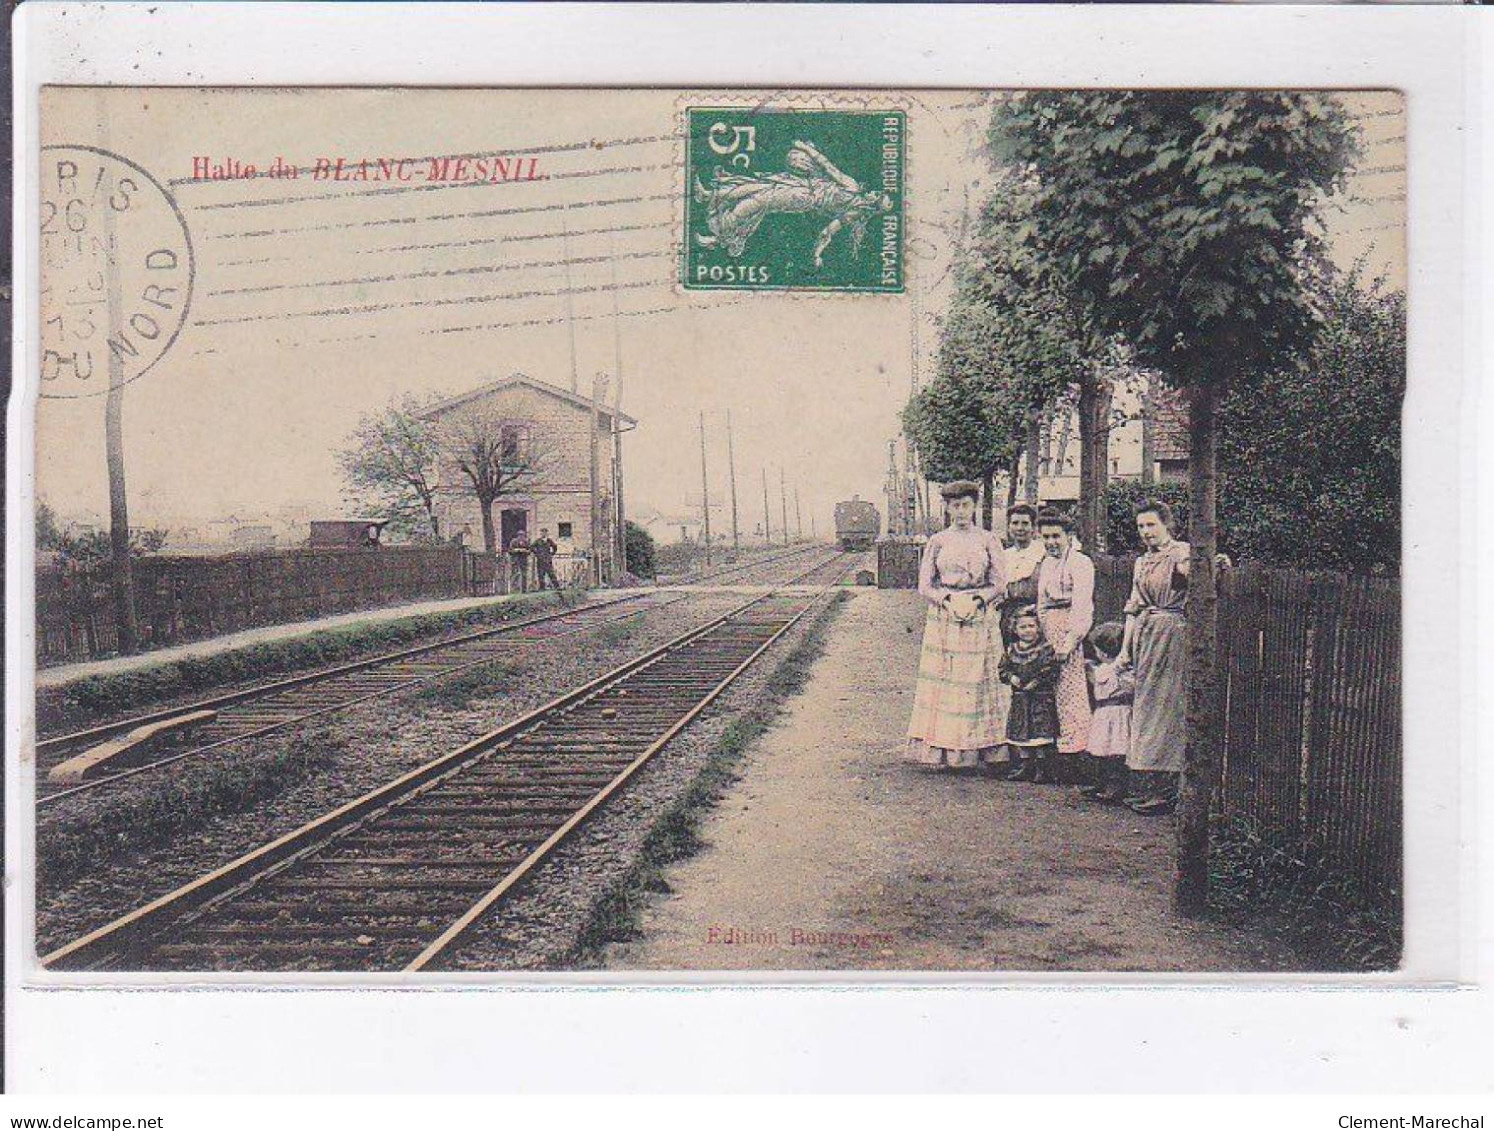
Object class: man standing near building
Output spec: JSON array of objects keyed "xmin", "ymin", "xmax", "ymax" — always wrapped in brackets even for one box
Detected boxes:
[
  {"xmin": 531, "ymin": 527, "xmax": 564, "ymax": 600},
  {"xmin": 507, "ymin": 529, "xmax": 531, "ymax": 593}
]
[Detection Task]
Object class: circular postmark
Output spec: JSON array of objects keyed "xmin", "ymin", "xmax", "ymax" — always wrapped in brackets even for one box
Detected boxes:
[{"xmin": 39, "ymin": 145, "xmax": 195, "ymax": 400}]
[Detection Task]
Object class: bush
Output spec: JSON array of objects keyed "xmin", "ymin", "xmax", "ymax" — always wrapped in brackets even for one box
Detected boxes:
[{"xmin": 623, "ymin": 520, "xmax": 657, "ymax": 579}]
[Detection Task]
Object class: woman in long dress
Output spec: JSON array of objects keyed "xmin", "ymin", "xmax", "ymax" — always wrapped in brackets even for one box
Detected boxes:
[
  {"xmin": 1118, "ymin": 501, "xmax": 1190, "ymax": 816},
  {"xmin": 905, "ymin": 481, "xmax": 1009, "ymax": 770},
  {"xmin": 1034, "ymin": 510, "xmax": 1095, "ymax": 783}
]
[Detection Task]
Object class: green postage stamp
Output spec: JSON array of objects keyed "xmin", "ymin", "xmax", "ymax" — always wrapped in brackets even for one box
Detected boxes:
[{"xmin": 683, "ymin": 107, "xmax": 906, "ymax": 292}]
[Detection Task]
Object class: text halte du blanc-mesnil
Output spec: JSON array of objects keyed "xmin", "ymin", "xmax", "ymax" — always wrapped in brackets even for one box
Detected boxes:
[{"xmin": 190, "ymin": 155, "xmax": 543, "ymax": 183}]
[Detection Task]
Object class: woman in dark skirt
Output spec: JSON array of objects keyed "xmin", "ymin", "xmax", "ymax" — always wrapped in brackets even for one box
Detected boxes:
[
  {"xmin": 1118, "ymin": 501, "xmax": 1189, "ymax": 815},
  {"xmin": 999, "ymin": 606, "xmax": 1061, "ymax": 783}
]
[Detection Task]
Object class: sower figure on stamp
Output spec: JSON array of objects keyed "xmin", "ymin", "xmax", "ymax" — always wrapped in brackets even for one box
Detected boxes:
[
  {"xmin": 694, "ymin": 140, "xmax": 893, "ymax": 268},
  {"xmin": 905, "ymin": 481, "xmax": 1009, "ymax": 772},
  {"xmin": 531, "ymin": 528, "xmax": 564, "ymax": 600}
]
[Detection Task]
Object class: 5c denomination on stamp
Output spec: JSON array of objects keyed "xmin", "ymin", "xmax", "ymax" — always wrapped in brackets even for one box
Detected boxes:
[
  {"xmin": 684, "ymin": 107, "xmax": 905, "ymax": 292},
  {"xmin": 40, "ymin": 145, "xmax": 194, "ymax": 399}
]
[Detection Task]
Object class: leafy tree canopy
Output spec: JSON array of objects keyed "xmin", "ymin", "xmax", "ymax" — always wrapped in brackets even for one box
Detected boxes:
[{"xmin": 988, "ymin": 91, "xmax": 1359, "ymax": 381}]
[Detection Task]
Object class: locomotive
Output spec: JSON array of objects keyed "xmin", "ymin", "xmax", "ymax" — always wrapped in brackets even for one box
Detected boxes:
[{"xmin": 833, "ymin": 497, "xmax": 882, "ymax": 551}]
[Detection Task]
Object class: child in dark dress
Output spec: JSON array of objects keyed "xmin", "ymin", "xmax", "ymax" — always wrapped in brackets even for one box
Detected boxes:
[{"xmin": 1000, "ymin": 606, "xmax": 1061, "ymax": 784}]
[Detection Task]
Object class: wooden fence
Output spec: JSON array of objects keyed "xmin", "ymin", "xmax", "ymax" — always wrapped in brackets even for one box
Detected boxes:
[
  {"xmin": 37, "ymin": 545, "xmax": 496, "ymax": 666},
  {"xmin": 1091, "ymin": 556, "xmax": 1401, "ymax": 916}
]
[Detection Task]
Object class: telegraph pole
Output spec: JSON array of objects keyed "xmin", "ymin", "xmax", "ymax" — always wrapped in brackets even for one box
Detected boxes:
[
  {"xmin": 589, "ymin": 373, "xmax": 604, "ymax": 583},
  {"xmin": 610, "ymin": 240, "xmax": 627, "ymax": 574},
  {"xmin": 726, "ymin": 410, "xmax": 741, "ymax": 552},
  {"xmin": 794, "ymin": 484, "xmax": 803, "ymax": 539},
  {"xmin": 699, "ymin": 412, "xmax": 713, "ymax": 566},
  {"xmin": 762, "ymin": 468, "xmax": 772, "ymax": 545},
  {"xmin": 779, "ymin": 468, "xmax": 789, "ymax": 546}
]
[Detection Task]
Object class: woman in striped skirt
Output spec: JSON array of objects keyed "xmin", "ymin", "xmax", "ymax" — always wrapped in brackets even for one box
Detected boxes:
[{"xmin": 905, "ymin": 480, "xmax": 1010, "ymax": 770}]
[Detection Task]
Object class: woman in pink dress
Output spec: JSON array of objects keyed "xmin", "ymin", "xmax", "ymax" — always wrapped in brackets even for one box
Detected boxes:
[
  {"xmin": 1034, "ymin": 510, "xmax": 1095, "ymax": 783},
  {"xmin": 905, "ymin": 481, "xmax": 1009, "ymax": 770}
]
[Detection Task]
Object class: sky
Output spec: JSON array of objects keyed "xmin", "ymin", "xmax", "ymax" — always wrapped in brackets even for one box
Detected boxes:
[{"xmin": 35, "ymin": 88, "xmax": 1404, "ymax": 536}]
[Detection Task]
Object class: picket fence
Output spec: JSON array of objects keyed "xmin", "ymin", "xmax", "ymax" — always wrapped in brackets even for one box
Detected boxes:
[{"xmin": 1091, "ymin": 556, "xmax": 1401, "ymax": 917}]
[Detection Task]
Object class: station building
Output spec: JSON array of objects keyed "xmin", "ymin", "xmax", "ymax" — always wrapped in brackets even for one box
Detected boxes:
[{"xmin": 418, "ymin": 373, "xmax": 635, "ymax": 581}]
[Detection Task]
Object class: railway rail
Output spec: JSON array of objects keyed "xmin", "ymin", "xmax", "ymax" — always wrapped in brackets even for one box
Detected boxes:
[
  {"xmin": 36, "ymin": 542, "xmax": 842, "ymax": 807},
  {"xmin": 43, "ymin": 552, "xmax": 854, "ymax": 973}
]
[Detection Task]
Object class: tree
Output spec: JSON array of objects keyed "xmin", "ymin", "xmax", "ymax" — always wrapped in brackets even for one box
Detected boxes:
[
  {"xmin": 990, "ymin": 91, "xmax": 1358, "ymax": 912},
  {"xmin": 962, "ymin": 181, "xmax": 1118, "ymax": 547},
  {"xmin": 907, "ymin": 187, "xmax": 1077, "ymax": 529},
  {"xmin": 338, "ymin": 395, "xmax": 444, "ymax": 543},
  {"xmin": 431, "ymin": 405, "xmax": 557, "ymax": 554},
  {"xmin": 623, "ymin": 519, "xmax": 657, "ymax": 579}
]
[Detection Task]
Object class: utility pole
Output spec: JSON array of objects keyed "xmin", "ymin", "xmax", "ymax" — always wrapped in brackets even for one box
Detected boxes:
[
  {"xmin": 726, "ymin": 410, "xmax": 741, "ymax": 552},
  {"xmin": 610, "ymin": 240, "xmax": 627, "ymax": 574},
  {"xmin": 699, "ymin": 412, "xmax": 713, "ymax": 566},
  {"xmin": 762, "ymin": 468, "xmax": 772, "ymax": 546},
  {"xmin": 779, "ymin": 468, "xmax": 789, "ymax": 546},
  {"xmin": 103, "ymin": 183, "xmax": 138, "ymax": 653},
  {"xmin": 794, "ymin": 484, "xmax": 803, "ymax": 539},
  {"xmin": 589, "ymin": 372, "xmax": 604, "ymax": 584}
]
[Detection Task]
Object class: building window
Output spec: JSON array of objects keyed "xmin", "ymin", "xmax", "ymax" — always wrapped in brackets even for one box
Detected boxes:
[
  {"xmin": 1158, "ymin": 458, "xmax": 1189, "ymax": 483},
  {"xmin": 500, "ymin": 424, "xmax": 529, "ymax": 465},
  {"xmin": 557, "ymin": 521, "xmax": 573, "ymax": 539}
]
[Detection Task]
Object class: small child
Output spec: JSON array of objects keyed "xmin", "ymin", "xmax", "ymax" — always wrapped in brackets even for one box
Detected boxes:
[
  {"xmin": 1000, "ymin": 606, "xmax": 1061, "ymax": 783},
  {"xmin": 1082, "ymin": 622, "xmax": 1134, "ymax": 803}
]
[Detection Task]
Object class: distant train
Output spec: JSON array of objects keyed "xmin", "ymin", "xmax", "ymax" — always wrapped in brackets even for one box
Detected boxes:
[{"xmin": 834, "ymin": 497, "xmax": 882, "ymax": 551}]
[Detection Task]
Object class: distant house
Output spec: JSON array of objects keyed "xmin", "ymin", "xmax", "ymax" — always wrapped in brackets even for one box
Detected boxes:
[
  {"xmin": 418, "ymin": 373, "xmax": 636, "ymax": 575},
  {"xmin": 1143, "ymin": 382, "xmax": 1190, "ymax": 484},
  {"xmin": 634, "ymin": 508, "xmax": 706, "ymax": 545},
  {"xmin": 229, "ymin": 524, "xmax": 276, "ymax": 551}
]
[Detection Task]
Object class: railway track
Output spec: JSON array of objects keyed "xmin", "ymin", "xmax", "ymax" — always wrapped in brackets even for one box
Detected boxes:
[
  {"xmin": 43, "ymin": 553, "xmax": 854, "ymax": 973},
  {"xmin": 36, "ymin": 542, "xmax": 842, "ymax": 806}
]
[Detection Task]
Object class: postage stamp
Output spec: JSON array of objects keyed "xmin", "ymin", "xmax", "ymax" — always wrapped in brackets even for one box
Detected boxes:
[
  {"xmin": 683, "ymin": 107, "xmax": 905, "ymax": 292},
  {"xmin": 38, "ymin": 145, "xmax": 195, "ymax": 399}
]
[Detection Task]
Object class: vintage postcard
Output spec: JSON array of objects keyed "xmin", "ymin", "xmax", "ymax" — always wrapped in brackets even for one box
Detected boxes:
[{"xmin": 21, "ymin": 84, "xmax": 1408, "ymax": 980}]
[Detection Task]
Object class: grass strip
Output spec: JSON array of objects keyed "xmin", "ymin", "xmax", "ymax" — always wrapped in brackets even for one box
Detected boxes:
[
  {"xmin": 40, "ymin": 592, "xmax": 562, "ymax": 734},
  {"xmin": 38, "ymin": 726, "xmax": 347, "ymax": 892},
  {"xmin": 568, "ymin": 591, "xmax": 849, "ymax": 966},
  {"xmin": 1207, "ymin": 813, "xmax": 1402, "ymax": 971}
]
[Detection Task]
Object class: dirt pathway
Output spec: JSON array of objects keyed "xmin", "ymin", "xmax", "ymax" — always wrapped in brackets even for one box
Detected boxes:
[{"xmin": 603, "ymin": 587, "xmax": 1299, "ymax": 972}]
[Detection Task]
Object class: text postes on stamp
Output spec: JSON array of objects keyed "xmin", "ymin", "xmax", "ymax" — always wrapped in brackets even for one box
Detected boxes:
[
  {"xmin": 684, "ymin": 107, "xmax": 905, "ymax": 293},
  {"xmin": 39, "ymin": 145, "xmax": 195, "ymax": 400}
]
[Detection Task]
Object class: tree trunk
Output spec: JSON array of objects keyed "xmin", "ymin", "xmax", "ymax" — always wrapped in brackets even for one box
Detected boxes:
[
  {"xmin": 980, "ymin": 470, "xmax": 995, "ymax": 531},
  {"xmin": 1176, "ymin": 377, "xmax": 1224, "ymax": 915},
  {"xmin": 479, "ymin": 498, "xmax": 498, "ymax": 554},
  {"xmin": 1023, "ymin": 411, "xmax": 1041, "ymax": 504},
  {"xmin": 1076, "ymin": 366, "xmax": 1113, "ymax": 554},
  {"xmin": 1006, "ymin": 450, "xmax": 1021, "ymax": 509}
]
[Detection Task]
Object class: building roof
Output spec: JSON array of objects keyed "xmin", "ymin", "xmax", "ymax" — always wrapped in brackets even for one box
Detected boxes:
[{"xmin": 418, "ymin": 372, "xmax": 637, "ymax": 427}]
